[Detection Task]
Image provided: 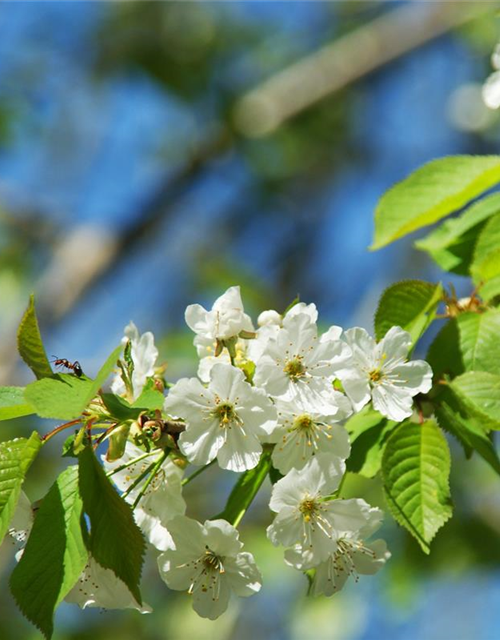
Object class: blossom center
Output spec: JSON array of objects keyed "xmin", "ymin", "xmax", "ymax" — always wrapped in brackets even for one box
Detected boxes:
[
  {"xmin": 293, "ymin": 414, "xmax": 314, "ymax": 433},
  {"xmin": 211, "ymin": 400, "xmax": 241, "ymax": 428},
  {"xmin": 299, "ymin": 496, "xmax": 321, "ymax": 522},
  {"xmin": 368, "ymin": 368, "xmax": 384, "ymax": 384},
  {"xmin": 284, "ymin": 357, "xmax": 306, "ymax": 382},
  {"xmin": 202, "ymin": 548, "xmax": 225, "ymax": 573}
]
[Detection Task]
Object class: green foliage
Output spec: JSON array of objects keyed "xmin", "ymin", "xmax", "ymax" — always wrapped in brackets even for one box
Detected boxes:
[
  {"xmin": 436, "ymin": 387, "xmax": 500, "ymax": 475},
  {"xmin": 24, "ymin": 374, "xmax": 94, "ymax": 420},
  {"xmin": 374, "ymin": 280, "xmax": 442, "ymax": 345},
  {"xmin": 426, "ymin": 319, "xmax": 464, "ymax": 381},
  {"xmin": 0, "ymin": 386, "xmax": 34, "ymax": 420},
  {"xmin": 457, "ymin": 310, "xmax": 500, "ymax": 374},
  {"xmin": 86, "ymin": 345, "xmax": 123, "ymax": 403},
  {"xmin": 17, "ymin": 295, "xmax": 53, "ymax": 380},
  {"xmin": 132, "ymin": 380, "xmax": 165, "ymax": 411},
  {"xmin": 372, "ymin": 155, "xmax": 500, "ymax": 249},
  {"xmin": 0, "ymin": 432, "xmax": 41, "ymax": 545},
  {"xmin": 10, "ymin": 466, "xmax": 88, "ymax": 639},
  {"xmin": 450, "ymin": 372, "xmax": 500, "ymax": 428},
  {"xmin": 415, "ymin": 192, "xmax": 500, "ymax": 275},
  {"xmin": 216, "ymin": 449, "xmax": 272, "ymax": 526},
  {"xmin": 382, "ymin": 420, "xmax": 452, "ymax": 554},
  {"xmin": 101, "ymin": 393, "xmax": 141, "ymax": 421},
  {"xmin": 24, "ymin": 345, "xmax": 123, "ymax": 420},
  {"xmin": 471, "ymin": 212, "xmax": 500, "ymax": 283},
  {"xmin": 481, "ymin": 274, "xmax": 500, "ymax": 302},
  {"xmin": 78, "ymin": 447, "xmax": 145, "ymax": 604},
  {"xmin": 62, "ymin": 428, "xmax": 89, "ymax": 458},
  {"xmin": 345, "ymin": 408, "xmax": 396, "ymax": 478}
]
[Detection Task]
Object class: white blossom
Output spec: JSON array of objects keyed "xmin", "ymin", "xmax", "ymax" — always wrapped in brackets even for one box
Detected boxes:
[
  {"xmin": 104, "ymin": 442, "xmax": 186, "ymax": 551},
  {"xmin": 164, "ymin": 363, "xmax": 277, "ymax": 472},
  {"xmin": 482, "ymin": 44, "xmax": 500, "ymax": 109},
  {"xmin": 267, "ymin": 455, "xmax": 370, "ymax": 568},
  {"xmin": 309, "ymin": 538, "xmax": 390, "ymax": 596},
  {"xmin": 158, "ymin": 516, "xmax": 261, "ymax": 620},
  {"xmin": 257, "ymin": 309, "xmax": 282, "ymax": 327},
  {"xmin": 257, "ymin": 302, "xmax": 317, "ymax": 328},
  {"xmin": 65, "ymin": 557, "xmax": 151, "ymax": 613},
  {"xmin": 111, "ymin": 321, "xmax": 159, "ymax": 401},
  {"xmin": 337, "ymin": 326, "xmax": 432, "ymax": 422},
  {"xmin": 267, "ymin": 395, "xmax": 352, "ymax": 474},
  {"xmin": 254, "ymin": 313, "xmax": 351, "ymax": 405},
  {"xmin": 185, "ymin": 286, "xmax": 254, "ymax": 342},
  {"xmin": 298, "ymin": 505, "xmax": 390, "ymax": 595}
]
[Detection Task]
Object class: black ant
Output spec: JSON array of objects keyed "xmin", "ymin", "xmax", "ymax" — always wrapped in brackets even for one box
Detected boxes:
[{"xmin": 51, "ymin": 356, "xmax": 83, "ymax": 378}]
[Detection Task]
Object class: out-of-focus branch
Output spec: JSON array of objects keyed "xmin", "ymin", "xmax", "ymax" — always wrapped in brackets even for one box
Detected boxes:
[
  {"xmin": 234, "ymin": 2, "xmax": 492, "ymax": 137},
  {"xmin": 35, "ymin": 128, "xmax": 232, "ymax": 322}
]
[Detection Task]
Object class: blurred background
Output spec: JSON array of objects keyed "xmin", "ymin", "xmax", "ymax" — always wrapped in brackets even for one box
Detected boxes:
[{"xmin": 1, "ymin": 2, "xmax": 500, "ymax": 639}]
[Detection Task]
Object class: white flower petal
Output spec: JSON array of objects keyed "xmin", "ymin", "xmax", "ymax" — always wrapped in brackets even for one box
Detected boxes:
[
  {"xmin": 65, "ymin": 558, "xmax": 151, "ymax": 613},
  {"xmin": 390, "ymin": 360, "xmax": 433, "ymax": 394},
  {"xmin": 258, "ymin": 309, "xmax": 282, "ymax": 327},
  {"xmin": 204, "ymin": 519, "xmax": 243, "ymax": 556},
  {"xmin": 371, "ymin": 383, "xmax": 413, "ymax": 421},
  {"xmin": 178, "ymin": 419, "xmax": 224, "ymax": 466},
  {"xmin": 483, "ymin": 70, "xmax": 500, "ymax": 109},
  {"xmin": 378, "ymin": 326, "xmax": 412, "ymax": 366},
  {"xmin": 216, "ymin": 426, "xmax": 262, "ymax": 472},
  {"xmin": 192, "ymin": 578, "xmax": 231, "ymax": 620},
  {"xmin": 343, "ymin": 327, "xmax": 377, "ymax": 369},
  {"xmin": 224, "ymin": 552, "xmax": 262, "ymax": 596}
]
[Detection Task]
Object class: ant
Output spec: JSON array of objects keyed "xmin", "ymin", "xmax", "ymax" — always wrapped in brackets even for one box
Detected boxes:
[{"xmin": 51, "ymin": 356, "xmax": 83, "ymax": 378}]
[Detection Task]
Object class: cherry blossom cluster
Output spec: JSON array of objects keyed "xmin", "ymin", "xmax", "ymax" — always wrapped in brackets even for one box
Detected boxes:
[{"xmin": 9, "ymin": 286, "xmax": 433, "ymax": 620}]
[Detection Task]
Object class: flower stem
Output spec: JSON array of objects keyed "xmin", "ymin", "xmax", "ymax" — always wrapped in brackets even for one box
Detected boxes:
[
  {"xmin": 214, "ymin": 448, "xmax": 272, "ymax": 528},
  {"xmin": 106, "ymin": 450, "xmax": 160, "ymax": 478},
  {"xmin": 132, "ymin": 450, "xmax": 169, "ymax": 509},
  {"xmin": 42, "ymin": 418, "xmax": 82, "ymax": 443},
  {"xmin": 121, "ymin": 459, "xmax": 159, "ymax": 500},
  {"xmin": 181, "ymin": 459, "xmax": 217, "ymax": 486}
]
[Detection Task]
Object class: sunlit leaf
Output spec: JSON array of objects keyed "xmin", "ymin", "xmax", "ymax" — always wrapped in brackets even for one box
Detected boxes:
[
  {"xmin": 17, "ymin": 295, "xmax": 53, "ymax": 380},
  {"xmin": 372, "ymin": 156, "xmax": 500, "ymax": 249},
  {"xmin": 382, "ymin": 420, "xmax": 452, "ymax": 554},
  {"xmin": 10, "ymin": 466, "xmax": 88, "ymax": 639}
]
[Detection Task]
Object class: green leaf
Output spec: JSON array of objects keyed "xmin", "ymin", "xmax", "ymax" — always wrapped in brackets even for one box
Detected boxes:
[
  {"xmin": 0, "ymin": 432, "xmax": 42, "ymax": 545},
  {"xmin": 0, "ymin": 386, "xmax": 35, "ymax": 420},
  {"xmin": 132, "ymin": 380, "xmax": 165, "ymax": 412},
  {"xmin": 372, "ymin": 155, "xmax": 500, "ymax": 250},
  {"xmin": 62, "ymin": 427, "xmax": 90, "ymax": 458},
  {"xmin": 472, "ymin": 213, "xmax": 500, "ymax": 283},
  {"xmin": 24, "ymin": 346, "xmax": 123, "ymax": 421},
  {"xmin": 345, "ymin": 408, "xmax": 397, "ymax": 478},
  {"xmin": 426, "ymin": 319, "xmax": 464, "ymax": 381},
  {"xmin": 374, "ymin": 280, "xmax": 443, "ymax": 345},
  {"xmin": 83, "ymin": 345, "xmax": 122, "ymax": 407},
  {"xmin": 17, "ymin": 295, "xmax": 53, "ymax": 379},
  {"xmin": 481, "ymin": 274, "xmax": 500, "ymax": 302},
  {"xmin": 450, "ymin": 372, "xmax": 500, "ymax": 428},
  {"xmin": 436, "ymin": 387, "xmax": 500, "ymax": 475},
  {"xmin": 215, "ymin": 449, "xmax": 272, "ymax": 526},
  {"xmin": 24, "ymin": 375, "xmax": 94, "ymax": 420},
  {"xmin": 78, "ymin": 447, "xmax": 145, "ymax": 604},
  {"xmin": 101, "ymin": 393, "xmax": 141, "ymax": 421},
  {"xmin": 457, "ymin": 310, "xmax": 500, "ymax": 374},
  {"xmin": 10, "ymin": 466, "xmax": 88, "ymax": 639},
  {"xmin": 382, "ymin": 420, "xmax": 452, "ymax": 553},
  {"xmin": 415, "ymin": 192, "xmax": 500, "ymax": 275}
]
